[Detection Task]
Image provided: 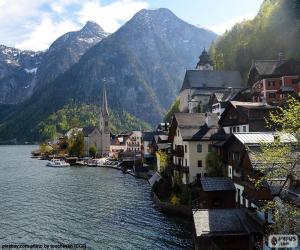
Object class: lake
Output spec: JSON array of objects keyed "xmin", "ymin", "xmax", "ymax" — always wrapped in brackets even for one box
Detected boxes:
[{"xmin": 0, "ymin": 146, "xmax": 192, "ymax": 249}]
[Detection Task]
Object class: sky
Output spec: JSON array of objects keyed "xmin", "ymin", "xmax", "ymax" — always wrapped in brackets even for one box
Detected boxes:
[{"xmin": 0, "ymin": 0, "xmax": 264, "ymax": 51}]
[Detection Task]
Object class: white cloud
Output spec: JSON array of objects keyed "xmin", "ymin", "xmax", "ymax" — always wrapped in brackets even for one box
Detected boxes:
[
  {"xmin": 207, "ymin": 12, "xmax": 256, "ymax": 35},
  {"xmin": 77, "ymin": 0, "xmax": 149, "ymax": 33},
  {"xmin": 15, "ymin": 16, "xmax": 80, "ymax": 51},
  {"xmin": 0, "ymin": 0, "xmax": 149, "ymax": 51}
]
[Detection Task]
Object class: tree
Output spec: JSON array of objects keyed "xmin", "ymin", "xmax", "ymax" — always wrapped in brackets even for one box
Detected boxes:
[
  {"xmin": 205, "ymin": 150, "xmax": 226, "ymax": 177},
  {"xmin": 156, "ymin": 150, "xmax": 170, "ymax": 173},
  {"xmin": 89, "ymin": 145, "xmax": 97, "ymax": 158},
  {"xmin": 68, "ymin": 132, "xmax": 84, "ymax": 157},
  {"xmin": 251, "ymin": 95, "xmax": 300, "ymax": 234},
  {"xmin": 164, "ymin": 99, "xmax": 180, "ymax": 122}
]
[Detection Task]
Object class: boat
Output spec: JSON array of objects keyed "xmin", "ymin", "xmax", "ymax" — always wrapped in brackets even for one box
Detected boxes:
[{"xmin": 46, "ymin": 159, "xmax": 70, "ymax": 167}]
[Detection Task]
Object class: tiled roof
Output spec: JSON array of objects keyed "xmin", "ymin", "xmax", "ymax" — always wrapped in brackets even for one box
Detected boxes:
[
  {"xmin": 253, "ymin": 59, "xmax": 288, "ymax": 75},
  {"xmin": 193, "ymin": 209, "xmax": 261, "ymax": 237},
  {"xmin": 201, "ymin": 177, "xmax": 235, "ymax": 192},
  {"xmin": 174, "ymin": 113, "xmax": 220, "ymax": 141},
  {"xmin": 180, "ymin": 70, "xmax": 243, "ymax": 92}
]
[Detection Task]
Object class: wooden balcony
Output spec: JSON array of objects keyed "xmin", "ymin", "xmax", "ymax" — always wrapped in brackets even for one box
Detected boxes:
[
  {"xmin": 172, "ymin": 145, "xmax": 184, "ymax": 157},
  {"xmin": 172, "ymin": 164, "xmax": 189, "ymax": 173}
]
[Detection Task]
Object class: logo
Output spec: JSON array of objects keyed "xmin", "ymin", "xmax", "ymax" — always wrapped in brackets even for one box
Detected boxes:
[{"xmin": 268, "ymin": 234, "xmax": 299, "ymax": 248}]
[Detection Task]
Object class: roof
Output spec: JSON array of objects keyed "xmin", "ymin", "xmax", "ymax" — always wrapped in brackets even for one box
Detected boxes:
[
  {"xmin": 196, "ymin": 49, "xmax": 213, "ymax": 67},
  {"xmin": 201, "ymin": 177, "xmax": 235, "ymax": 192},
  {"xmin": 174, "ymin": 113, "xmax": 220, "ymax": 141},
  {"xmin": 253, "ymin": 59, "xmax": 288, "ymax": 76},
  {"xmin": 193, "ymin": 209, "xmax": 261, "ymax": 237},
  {"xmin": 230, "ymin": 101, "xmax": 275, "ymax": 110},
  {"xmin": 82, "ymin": 126, "xmax": 98, "ymax": 136},
  {"xmin": 213, "ymin": 89, "xmax": 241, "ymax": 102},
  {"xmin": 180, "ymin": 70, "xmax": 243, "ymax": 92},
  {"xmin": 142, "ymin": 132, "xmax": 155, "ymax": 141},
  {"xmin": 233, "ymin": 132, "xmax": 297, "ymax": 145}
]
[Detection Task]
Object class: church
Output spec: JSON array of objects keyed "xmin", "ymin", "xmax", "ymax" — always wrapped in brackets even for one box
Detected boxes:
[
  {"xmin": 179, "ymin": 49, "xmax": 243, "ymax": 113},
  {"xmin": 82, "ymin": 85, "xmax": 111, "ymax": 157}
]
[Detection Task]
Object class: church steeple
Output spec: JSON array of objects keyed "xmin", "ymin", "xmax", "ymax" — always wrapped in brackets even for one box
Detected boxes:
[
  {"xmin": 102, "ymin": 83, "xmax": 109, "ymax": 117},
  {"xmin": 196, "ymin": 48, "xmax": 213, "ymax": 70},
  {"xmin": 100, "ymin": 83, "xmax": 109, "ymax": 135}
]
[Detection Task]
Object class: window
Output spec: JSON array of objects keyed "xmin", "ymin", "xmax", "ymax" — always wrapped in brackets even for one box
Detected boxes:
[
  {"xmin": 236, "ymin": 127, "xmax": 240, "ymax": 132},
  {"xmin": 230, "ymin": 127, "xmax": 232, "ymax": 134},
  {"xmin": 185, "ymin": 145, "xmax": 187, "ymax": 153},
  {"xmin": 208, "ymin": 144, "xmax": 213, "ymax": 152},
  {"xmin": 185, "ymin": 159, "xmax": 187, "ymax": 166},
  {"xmin": 198, "ymin": 160, "xmax": 202, "ymax": 168},
  {"xmin": 267, "ymin": 81, "xmax": 271, "ymax": 87},
  {"xmin": 233, "ymin": 127, "xmax": 236, "ymax": 133},
  {"xmin": 233, "ymin": 152, "xmax": 240, "ymax": 161},
  {"xmin": 243, "ymin": 126, "xmax": 247, "ymax": 132},
  {"xmin": 197, "ymin": 144, "xmax": 202, "ymax": 153},
  {"xmin": 269, "ymin": 92, "xmax": 276, "ymax": 99}
]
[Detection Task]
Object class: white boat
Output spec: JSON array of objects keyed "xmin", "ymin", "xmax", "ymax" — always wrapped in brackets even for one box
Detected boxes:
[{"xmin": 46, "ymin": 159, "xmax": 70, "ymax": 167}]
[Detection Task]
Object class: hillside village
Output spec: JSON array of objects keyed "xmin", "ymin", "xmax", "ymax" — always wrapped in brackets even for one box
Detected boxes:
[{"xmin": 36, "ymin": 48, "xmax": 300, "ymax": 250}]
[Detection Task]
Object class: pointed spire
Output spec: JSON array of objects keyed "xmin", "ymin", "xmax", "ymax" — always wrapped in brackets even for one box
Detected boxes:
[{"xmin": 102, "ymin": 83, "xmax": 109, "ymax": 116}]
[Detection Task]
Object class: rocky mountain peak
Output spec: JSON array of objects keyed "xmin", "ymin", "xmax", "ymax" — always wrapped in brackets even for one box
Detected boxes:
[{"xmin": 80, "ymin": 21, "xmax": 107, "ymax": 37}]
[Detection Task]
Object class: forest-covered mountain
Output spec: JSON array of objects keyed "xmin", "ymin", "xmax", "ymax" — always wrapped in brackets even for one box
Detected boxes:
[
  {"xmin": 209, "ymin": 0, "xmax": 300, "ymax": 80},
  {"xmin": 0, "ymin": 8, "xmax": 216, "ymax": 142}
]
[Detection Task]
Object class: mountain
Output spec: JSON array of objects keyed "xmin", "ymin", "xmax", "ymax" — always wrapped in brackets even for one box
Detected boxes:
[
  {"xmin": 0, "ymin": 45, "xmax": 43, "ymax": 104},
  {"xmin": 209, "ymin": 0, "xmax": 300, "ymax": 80},
  {"xmin": 0, "ymin": 21, "xmax": 108, "ymax": 105},
  {"xmin": 35, "ymin": 21, "xmax": 108, "ymax": 90},
  {"xmin": 0, "ymin": 8, "xmax": 217, "ymax": 142}
]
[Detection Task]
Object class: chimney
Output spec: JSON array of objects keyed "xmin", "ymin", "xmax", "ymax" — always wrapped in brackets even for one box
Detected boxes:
[{"xmin": 205, "ymin": 112, "xmax": 212, "ymax": 128}]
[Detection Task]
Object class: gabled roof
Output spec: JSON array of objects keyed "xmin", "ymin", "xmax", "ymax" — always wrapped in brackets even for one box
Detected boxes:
[
  {"xmin": 251, "ymin": 58, "xmax": 300, "ymax": 76},
  {"xmin": 142, "ymin": 131, "xmax": 155, "ymax": 142},
  {"xmin": 82, "ymin": 126, "xmax": 99, "ymax": 136},
  {"xmin": 213, "ymin": 89, "xmax": 242, "ymax": 102},
  {"xmin": 172, "ymin": 113, "xmax": 220, "ymax": 141},
  {"xmin": 201, "ymin": 177, "xmax": 235, "ymax": 192},
  {"xmin": 230, "ymin": 101, "xmax": 275, "ymax": 110},
  {"xmin": 180, "ymin": 70, "xmax": 243, "ymax": 92}
]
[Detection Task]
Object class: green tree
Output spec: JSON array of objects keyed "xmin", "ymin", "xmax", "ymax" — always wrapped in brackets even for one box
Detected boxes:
[
  {"xmin": 205, "ymin": 150, "xmax": 225, "ymax": 177},
  {"xmin": 89, "ymin": 145, "xmax": 97, "ymax": 158},
  {"xmin": 68, "ymin": 132, "xmax": 84, "ymax": 157},
  {"xmin": 164, "ymin": 99, "xmax": 180, "ymax": 122},
  {"xmin": 251, "ymin": 95, "xmax": 300, "ymax": 234},
  {"xmin": 156, "ymin": 150, "xmax": 170, "ymax": 173}
]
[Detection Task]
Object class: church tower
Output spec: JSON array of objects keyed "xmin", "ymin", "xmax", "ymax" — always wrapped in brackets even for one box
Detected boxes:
[
  {"xmin": 196, "ymin": 48, "xmax": 214, "ymax": 70},
  {"xmin": 100, "ymin": 84, "xmax": 110, "ymax": 156}
]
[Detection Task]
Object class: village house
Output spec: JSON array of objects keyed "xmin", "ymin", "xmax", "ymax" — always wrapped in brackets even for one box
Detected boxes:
[
  {"xmin": 198, "ymin": 177, "xmax": 236, "ymax": 209},
  {"xmin": 179, "ymin": 49, "xmax": 243, "ymax": 113},
  {"xmin": 248, "ymin": 56, "xmax": 300, "ymax": 103},
  {"xmin": 168, "ymin": 112, "xmax": 225, "ymax": 184},
  {"xmin": 218, "ymin": 101, "xmax": 276, "ymax": 134},
  {"xmin": 221, "ymin": 132, "xmax": 297, "ymax": 209},
  {"xmin": 193, "ymin": 208, "xmax": 263, "ymax": 250},
  {"xmin": 110, "ymin": 133, "xmax": 129, "ymax": 159},
  {"xmin": 126, "ymin": 131, "xmax": 142, "ymax": 152},
  {"xmin": 207, "ymin": 88, "xmax": 250, "ymax": 118}
]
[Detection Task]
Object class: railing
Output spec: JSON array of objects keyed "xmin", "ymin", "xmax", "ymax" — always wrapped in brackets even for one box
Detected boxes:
[
  {"xmin": 172, "ymin": 145, "xmax": 184, "ymax": 157},
  {"xmin": 172, "ymin": 164, "xmax": 189, "ymax": 173}
]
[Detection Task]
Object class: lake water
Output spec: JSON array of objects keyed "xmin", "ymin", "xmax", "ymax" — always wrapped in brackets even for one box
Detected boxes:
[{"xmin": 0, "ymin": 146, "xmax": 192, "ymax": 249}]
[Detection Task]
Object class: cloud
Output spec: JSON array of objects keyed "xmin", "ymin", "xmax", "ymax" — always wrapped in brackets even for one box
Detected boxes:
[
  {"xmin": 15, "ymin": 15, "xmax": 80, "ymax": 51},
  {"xmin": 77, "ymin": 0, "xmax": 149, "ymax": 33},
  {"xmin": 0, "ymin": 0, "xmax": 148, "ymax": 51},
  {"xmin": 207, "ymin": 12, "xmax": 256, "ymax": 34}
]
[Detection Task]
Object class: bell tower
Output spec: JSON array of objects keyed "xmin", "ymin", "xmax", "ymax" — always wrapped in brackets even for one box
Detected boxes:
[
  {"xmin": 196, "ymin": 48, "xmax": 214, "ymax": 70},
  {"xmin": 100, "ymin": 83, "xmax": 110, "ymax": 156}
]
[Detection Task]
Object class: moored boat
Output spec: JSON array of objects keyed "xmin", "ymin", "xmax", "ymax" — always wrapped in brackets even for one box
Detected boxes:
[{"xmin": 46, "ymin": 159, "xmax": 70, "ymax": 167}]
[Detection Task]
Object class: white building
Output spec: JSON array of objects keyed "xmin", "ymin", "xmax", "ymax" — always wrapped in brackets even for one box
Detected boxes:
[{"xmin": 169, "ymin": 112, "xmax": 225, "ymax": 184}]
